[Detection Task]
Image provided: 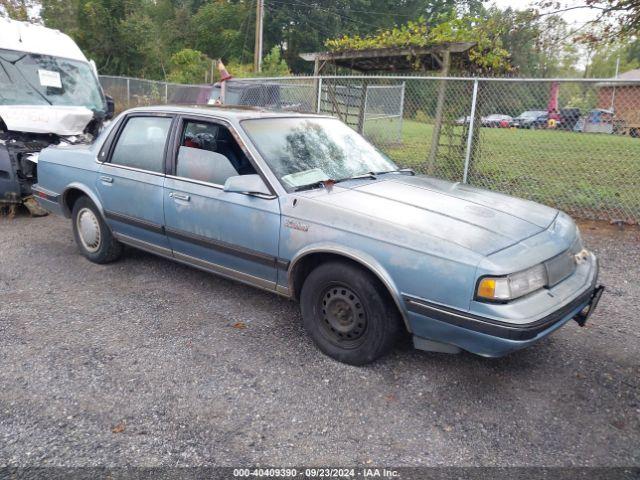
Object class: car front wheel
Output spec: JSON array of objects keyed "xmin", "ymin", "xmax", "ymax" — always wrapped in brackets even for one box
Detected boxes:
[
  {"xmin": 300, "ymin": 261, "xmax": 402, "ymax": 365},
  {"xmin": 71, "ymin": 196, "xmax": 123, "ymax": 264}
]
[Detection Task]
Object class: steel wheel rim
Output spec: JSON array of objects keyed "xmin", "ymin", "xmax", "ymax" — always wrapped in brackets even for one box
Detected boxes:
[
  {"xmin": 77, "ymin": 208, "xmax": 101, "ymax": 253},
  {"xmin": 318, "ymin": 283, "xmax": 368, "ymax": 349}
]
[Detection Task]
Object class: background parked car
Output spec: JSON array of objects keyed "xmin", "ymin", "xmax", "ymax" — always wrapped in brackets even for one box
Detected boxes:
[
  {"xmin": 559, "ymin": 108, "xmax": 581, "ymax": 131},
  {"xmin": 510, "ymin": 110, "xmax": 547, "ymax": 128},
  {"xmin": 455, "ymin": 115, "xmax": 471, "ymax": 125},
  {"xmin": 574, "ymin": 109, "xmax": 615, "ymax": 134},
  {"xmin": 481, "ymin": 114, "xmax": 513, "ymax": 128}
]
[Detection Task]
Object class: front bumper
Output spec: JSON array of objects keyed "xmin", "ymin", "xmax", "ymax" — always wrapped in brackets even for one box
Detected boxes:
[{"xmin": 405, "ymin": 255, "xmax": 603, "ymax": 357}]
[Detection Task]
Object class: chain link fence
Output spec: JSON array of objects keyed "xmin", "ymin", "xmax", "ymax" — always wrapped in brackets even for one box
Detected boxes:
[
  {"xmin": 99, "ymin": 74, "xmax": 640, "ymax": 224},
  {"xmin": 99, "ymin": 75, "xmax": 214, "ymax": 112}
]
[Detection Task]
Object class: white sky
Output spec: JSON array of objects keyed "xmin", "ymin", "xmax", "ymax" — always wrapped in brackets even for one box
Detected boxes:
[
  {"xmin": 489, "ymin": 1, "xmax": 604, "ymax": 70},
  {"xmin": 489, "ymin": 0, "xmax": 601, "ymax": 28}
]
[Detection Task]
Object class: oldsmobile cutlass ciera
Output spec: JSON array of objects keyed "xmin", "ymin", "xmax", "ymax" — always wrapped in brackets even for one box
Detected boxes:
[{"xmin": 33, "ymin": 106, "xmax": 604, "ymax": 365}]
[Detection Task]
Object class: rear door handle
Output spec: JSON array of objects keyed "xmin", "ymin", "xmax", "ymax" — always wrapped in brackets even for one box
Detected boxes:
[
  {"xmin": 170, "ymin": 192, "xmax": 190, "ymax": 202},
  {"xmin": 100, "ymin": 175, "xmax": 113, "ymax": 184}
]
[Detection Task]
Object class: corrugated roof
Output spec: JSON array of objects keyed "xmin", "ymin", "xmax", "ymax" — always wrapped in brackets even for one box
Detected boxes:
[
  {"xmin": 618, "ymin": 68, "xmax": 640, "ymax": 80},
  {"xmin": 596, "ymin": 68, "xmax": 640, "ymax": 87}
]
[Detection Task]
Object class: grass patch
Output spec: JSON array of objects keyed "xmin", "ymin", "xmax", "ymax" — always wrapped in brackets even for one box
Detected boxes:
[{"xmin": 365, "ymin": 119, "xmax": 640, "ymax": 222}]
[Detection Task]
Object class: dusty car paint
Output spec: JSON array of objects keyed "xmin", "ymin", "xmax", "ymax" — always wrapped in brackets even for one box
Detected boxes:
[{"xmin": 33, "ymin": 105, "xmax": 603, "ymax": 358}]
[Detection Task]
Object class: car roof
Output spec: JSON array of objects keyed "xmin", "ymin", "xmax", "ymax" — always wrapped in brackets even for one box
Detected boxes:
[{"xmin": 125, "ymin": 105, "xmax": 333, "ymax": 121}]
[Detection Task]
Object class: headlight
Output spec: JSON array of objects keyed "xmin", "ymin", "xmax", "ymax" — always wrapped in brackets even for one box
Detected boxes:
[{"xmin": 476, "ymin": 264, "xmax": 548, "ymax": 302}]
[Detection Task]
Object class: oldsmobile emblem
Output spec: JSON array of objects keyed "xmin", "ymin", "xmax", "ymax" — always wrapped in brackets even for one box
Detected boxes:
[{"xmin": 284, "ymin": 218, "xmax": 309, "ymax": 232}]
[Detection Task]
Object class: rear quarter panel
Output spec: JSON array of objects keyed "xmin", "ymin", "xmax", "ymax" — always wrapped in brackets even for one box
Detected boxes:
[{"xmin": 37, "ymin": 144, "xmax": 101, "ymax": 216}]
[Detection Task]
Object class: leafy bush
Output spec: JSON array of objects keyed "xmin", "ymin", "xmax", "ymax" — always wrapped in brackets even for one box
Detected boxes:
[
  {"xmin": 414, "ymin": 110, "xmax": 429, "ymax": 123},
  {"xmin": 167, "ymin": 49, "xmax": 211, "ymax": 84},
  {"xmin": 226, "ymin": 46, "xmax": 291, "ymax": 79}
]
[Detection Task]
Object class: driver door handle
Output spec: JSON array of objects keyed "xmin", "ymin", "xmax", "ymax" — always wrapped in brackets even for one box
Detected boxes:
[
  {"xmin": 170, "ymin": 192, "xmax": 190, "ymax": 202},
  {"xmin": 100, "ymin": 175, "xmax": 113, "ymax": 183}
]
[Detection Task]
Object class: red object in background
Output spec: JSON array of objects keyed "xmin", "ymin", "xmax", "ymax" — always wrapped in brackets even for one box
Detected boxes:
[
  {"xmin": 499, "ymin": 119, "xmax": 510, "ymax": 128},
  {"xmin": 548, "ymin": 81, "xmax": 559, "ymax": 114},
  {"xmin": 217, "ymin": 60, "xmax": 232, "ymax": 82}
]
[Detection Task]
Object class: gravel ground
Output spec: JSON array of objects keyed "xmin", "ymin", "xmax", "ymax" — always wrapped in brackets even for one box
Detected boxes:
[{"xmin": 0, "ymin": 214, "xmax": 638, "ymax": 467}]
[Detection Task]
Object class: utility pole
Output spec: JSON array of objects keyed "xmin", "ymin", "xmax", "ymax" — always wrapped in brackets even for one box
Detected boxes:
[
  {"xmin": 610, "ymin": 54, "xmax": 621, "ymax": 113},
  {"xmin": 254, "ymin": 0, "xmax": 264, "ymax": 73}
]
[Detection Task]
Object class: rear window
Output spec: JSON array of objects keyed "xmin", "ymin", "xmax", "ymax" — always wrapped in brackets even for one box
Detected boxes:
[{"xmin": 110, "ymin": 116, "xmax": 172, "ymax": 173}]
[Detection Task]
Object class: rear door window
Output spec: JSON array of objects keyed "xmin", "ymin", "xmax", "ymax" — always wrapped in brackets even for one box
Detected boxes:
[{"xmin": 110, "ymin": 116, "xmax": 172, "ymax": 173}]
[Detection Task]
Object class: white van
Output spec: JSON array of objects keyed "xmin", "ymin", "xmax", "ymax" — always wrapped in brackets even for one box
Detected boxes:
[{"xmin": 0, "ymin": 18, "xmax": 113, "ymax": 213}]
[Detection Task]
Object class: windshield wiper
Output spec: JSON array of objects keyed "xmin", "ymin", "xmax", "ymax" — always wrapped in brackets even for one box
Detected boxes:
[
  {"xmin": 293, "ymin": 181, "xmax": 328, "ymax": 192},
  {"xmin": 369, "ymin": 168, "xmax": 415, "ymax": 176},
  {"xmin": 292, "ymin": 169, "xmax": 414, "ymax": 192}
]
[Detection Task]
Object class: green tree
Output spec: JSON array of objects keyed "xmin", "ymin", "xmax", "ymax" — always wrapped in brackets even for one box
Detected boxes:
[
  {"xmin": 167, "ymin": 48, "xmax": 211, "ymax": 84},
  {"xmin": 262, "ymin": 46, "xmax": 292, "ymax": 76},
  {"xmin": 189, "ymin": 0, "xmax": 253, "ymax": 62},
  {"xmin": 535, "ymin": 0, "xmax": 640, "ymax": 43},
  {"xmin": 226, "ymin": 45, "xmax": 291, "ymax": 78},
  {"xmin": 264, "ymin": 0, "xmax": 488, "ymax": 73},
  {"xmin": 0, "ymin": 0, "xmax": 36, "ymax": 21},
  {"xmin": 587, "ymin": 39, "xmax": 640, "ymax": 78}
]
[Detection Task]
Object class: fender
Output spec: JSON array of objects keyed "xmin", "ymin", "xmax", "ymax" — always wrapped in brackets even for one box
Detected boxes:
[
  {"xmin": 61, "ymin": 181, "xmax": 105, "ymax": 219},
  {"xmin": 287, "ymin": 243, "xmax": 411, "ymax": 332}
]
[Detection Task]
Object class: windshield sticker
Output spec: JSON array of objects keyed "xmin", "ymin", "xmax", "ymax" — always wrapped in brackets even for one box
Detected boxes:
[
  {"xmin": 281, "ymin": 168, "xmax": 329, "ymax": 188},
  {"xmin": 38, "ymin": 69, "xmax": 62, "ymax": 88}
]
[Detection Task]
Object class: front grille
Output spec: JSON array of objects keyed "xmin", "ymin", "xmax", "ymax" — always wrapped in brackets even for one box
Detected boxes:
[
  {"xmin": 544, "ymin": 236, "xmax": 582, "ymax": 287},
  {"xmin": 545, "ymin": 251, "xmax": 576, "ymax": 286}
]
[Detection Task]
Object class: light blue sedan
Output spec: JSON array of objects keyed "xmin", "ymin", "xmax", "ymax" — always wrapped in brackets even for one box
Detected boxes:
[{"xmin": 33, "ymin": 106, "xmax": 604, "ymax": 365}]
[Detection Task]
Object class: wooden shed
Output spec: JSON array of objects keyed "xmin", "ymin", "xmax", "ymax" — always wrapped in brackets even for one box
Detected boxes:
[{"xmin": 597, "ymin": 68, "xmax": 640, "ymax": 136}]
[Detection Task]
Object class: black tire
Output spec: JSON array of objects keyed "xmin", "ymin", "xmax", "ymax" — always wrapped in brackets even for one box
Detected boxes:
[
  {"xmin": 300, "ymin": 261, "xmax": 402, "ymax": 365},
  {"xmin": 71, "ymin": 196, "xmax": 122, "ymax": 264}
]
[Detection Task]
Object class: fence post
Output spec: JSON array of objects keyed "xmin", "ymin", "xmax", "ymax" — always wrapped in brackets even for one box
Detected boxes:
[
  {"xmin": 357, "ymin": 79, "xmax": 369, "ymax": 134},
  {"xmin": 426, "ymin": 50, "xmax": 451, "ymax": 174},
  {"xmin": 126, "ymin": 78, "xmax": 130, "ymax": 108},
  {"xmin": 462, "ymin": 78, "xmax": 479, "ymax": 184},
  {"xmin": 398, "ymin": 81, "xmax": 406, "ymax": 144},
  {"xmin": 165, "ymin": 82, "xmax": 168, "ymax": 104},
  {"xmin": 316, "ymin": 77, "xmax": 323, "ymax": 113}
]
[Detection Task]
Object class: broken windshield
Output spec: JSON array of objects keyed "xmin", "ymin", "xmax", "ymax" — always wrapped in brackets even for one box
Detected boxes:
[
  {"xmin": 0, "ymin": 48, "xmax": 106, "ymax": 112},
  {"xmin": 241, "ymin": 117, "xmax": 398, "ymax": 191}
]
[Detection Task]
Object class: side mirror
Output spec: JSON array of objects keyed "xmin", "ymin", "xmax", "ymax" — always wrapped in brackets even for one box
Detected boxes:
[
  {"xmin": 224, "ymin": 174, "xmax": 271, "ymax": 196},
  {"xmin": 105, "ymin": 95, "xmax": 115, "ymax": 120}
]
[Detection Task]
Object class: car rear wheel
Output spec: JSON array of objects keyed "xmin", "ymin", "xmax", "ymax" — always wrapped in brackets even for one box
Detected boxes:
[
  {"xmin": 300, "ymin": 261, "xmax": 402, "ymax": 365},
  {"xmin": 72, "ymin": 196, "xmax": 122, "ymax": 264}
]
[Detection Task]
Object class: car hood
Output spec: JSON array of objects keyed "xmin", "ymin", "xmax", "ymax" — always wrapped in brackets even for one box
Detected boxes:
[
  {"xmin": 302, "ymin": 175, "xmax": 558, "ymax": 256},
  {"xmin": 0, "ymin": 105, "xmax": 94, "ymax": 135}
]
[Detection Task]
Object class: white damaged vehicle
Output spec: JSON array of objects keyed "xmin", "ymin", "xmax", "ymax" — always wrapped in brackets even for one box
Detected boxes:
[{"xmin": 0, "ymin": 18, "xmax": 114, "ymax": 213}]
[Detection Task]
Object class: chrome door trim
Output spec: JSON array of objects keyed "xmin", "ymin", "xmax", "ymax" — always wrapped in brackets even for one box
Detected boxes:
[
  {"xmin": 99, "ymin": 161, "xmax": 166, "ymax": 177},
  {"xmin": 165, "ymin": 226, "xmax": 280, "ymax": 267},
  {"xmin": 114, "ymin": 233, "xmax": 173, "ymax": 257},
  {"xmin": 113, "ymin": 233, "xmax": 291, "ymax": 297},
  {"xmin": 165, "ymin": 174, "xmax": 277, "ymax": 200},
  {"xmin": 173, "ymin": 251, "xmax": 277, "ymax": 293},
  {"xmin": 105, "ymin": 210, "xmax": 165, "ymax": 235}
]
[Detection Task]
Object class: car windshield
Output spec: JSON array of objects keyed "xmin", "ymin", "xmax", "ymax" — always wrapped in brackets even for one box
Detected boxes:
[
  {"xmin": 0, "ymin": 48, "xmax": 106, "ymax": 112},
  {"xmin": 241, "ymin": 117, "xmax": 398, "ymax": 190}
]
